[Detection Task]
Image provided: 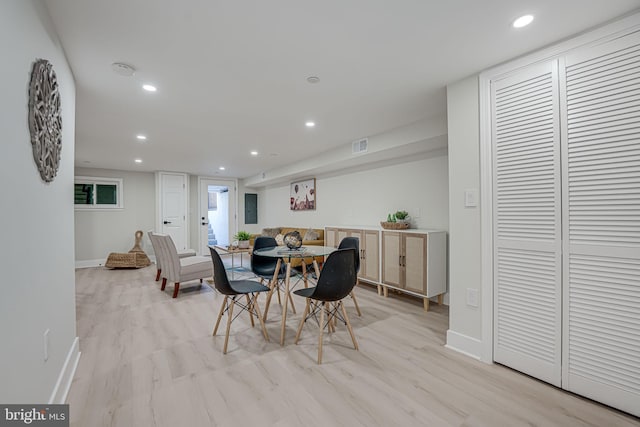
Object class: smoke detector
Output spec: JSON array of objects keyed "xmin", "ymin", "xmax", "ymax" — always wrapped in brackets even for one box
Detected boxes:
[{"xmin": 111, "ymin": 62, "xmax": 136, "ymax": 77}]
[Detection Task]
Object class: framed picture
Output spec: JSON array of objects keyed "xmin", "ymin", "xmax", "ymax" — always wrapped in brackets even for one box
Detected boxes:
[{"xmin": 290, "ymin": 178, "xmax": 316, "ymax": 211}]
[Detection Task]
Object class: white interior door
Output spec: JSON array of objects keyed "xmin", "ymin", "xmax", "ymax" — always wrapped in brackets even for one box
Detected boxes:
[
  {"xmin": 199, "ymin": 178, "xmax": 236, "ymax": 255},
  {"xmin": 561, "ymin": 32, "xmax": 640, "ymax": 417},
  {"xmin": 491, "ymin": 60, "xmax": 563, "ymax": 387},
  {"xmin": 158, "ymin": 172, "xmax": 188, "ymax": 251}
]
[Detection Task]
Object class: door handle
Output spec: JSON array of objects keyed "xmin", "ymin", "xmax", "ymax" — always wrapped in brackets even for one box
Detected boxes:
[
  {"xmin": 201, "ymin": 222, "xmax": 209, "ymax": 226},
  {"xmin": 163, "ymin": 220, "xmax": 171, "ymax": 224}
]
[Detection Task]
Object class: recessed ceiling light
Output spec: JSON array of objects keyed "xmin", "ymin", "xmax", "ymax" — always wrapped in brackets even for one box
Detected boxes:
[
  {"xmin": 111, "ymin": 62, "xmax": 136, "ymax": 77},
  {"xmin": 219, "ymin": 166, "xmax": 225, "ymax": 171},
  {"xmin": 305, "ymin": 121, "xmax": 315, "ymax": 128},
  {"xmin": 136, "ymin": 135, "xmax": 147, "ymax": 140},
  {"xmin": 250, "ymin": 151, "xmax": 258, "ymax": 156},
  {"xmin": 134, "ymin": 159, "xmax": 142, "ymax": 163},
  {"xmin": 142, "ymin": 84, "xmax": 157, "ymax": 92},
  {"xmin": 306, "ymin": 76, "xmax": 320, "ymax": 84},
  {"xmin": 513, "ymin": 14, "xmax": 534, "ymax": 28}
]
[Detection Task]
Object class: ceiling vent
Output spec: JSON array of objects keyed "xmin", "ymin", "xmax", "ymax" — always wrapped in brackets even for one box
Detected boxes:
[{"xmin": 352, "ymin": 138, "xmax": 368, "ymax": 154}]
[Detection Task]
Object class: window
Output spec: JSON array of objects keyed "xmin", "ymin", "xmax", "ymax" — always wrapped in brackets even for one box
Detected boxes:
[{"xmin": 74, "ymin": 176, "xmax": 123, "ymax": 209}]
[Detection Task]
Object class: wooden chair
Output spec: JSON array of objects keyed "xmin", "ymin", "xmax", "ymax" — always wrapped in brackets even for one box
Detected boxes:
[
  {"xmin": 293, "ymin": 248, "xmax": 359, "ymax": 364},
  {"xmin": 338, "ymin": 237, "xmax": 362, "ymax": 316},
  {"xmin": 209, "ymin": 247, "xmax": 270, "ymax": 353}
]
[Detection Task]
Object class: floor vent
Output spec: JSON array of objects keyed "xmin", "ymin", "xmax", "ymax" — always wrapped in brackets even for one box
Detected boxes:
[{"xmin": 352, "ymin": 138, "xmax": 368, "ymax": 154}]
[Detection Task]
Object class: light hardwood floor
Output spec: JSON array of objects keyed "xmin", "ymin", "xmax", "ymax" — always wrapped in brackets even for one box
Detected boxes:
[{"xmin": 69, "ymin": 263, "xmax": 640, "ymax": 427}]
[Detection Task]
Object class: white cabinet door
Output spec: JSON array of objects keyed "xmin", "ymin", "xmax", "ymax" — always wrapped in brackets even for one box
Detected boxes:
[
  {"xmin": 561, "ymin": 32, "xmax": 640, "ymax": 416},
  {"xmin": 404, "ymin": 233, "xmax": 426, "ymax": 295},
  {"xmin": 491, "ymin": 60, "xmax": 563, "ymax": 387}
]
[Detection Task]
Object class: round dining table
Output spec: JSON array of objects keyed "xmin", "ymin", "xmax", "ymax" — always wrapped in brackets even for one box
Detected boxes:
[{"xmin": 253, "ymin": 245, "xmax": 336, "ymax": 345}]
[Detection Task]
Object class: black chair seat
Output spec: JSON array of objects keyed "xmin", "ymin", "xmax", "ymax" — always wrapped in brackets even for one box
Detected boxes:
[
  {"xmin": 228, "ymin": 280, "xmax": 270, "ymax": 295},
  {"xmin": 293, "ymin": 287, "xmax": 315, "ymax": 298}
]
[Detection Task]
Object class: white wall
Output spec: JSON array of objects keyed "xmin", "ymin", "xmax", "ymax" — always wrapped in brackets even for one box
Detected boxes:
[
  {"xmin": 445, "ymin": 76, "xmax": 483, "ymax": 358},
  {"xmin": 0, "ymin": 1, "xmax": 77, "ymax": 403},
  {"xmin": 253, "ymin": 152, "xmax": 449, "ymax": 232},
  {"xmin": 75, "ymin": 168, "xmax": 155, "ymax": 265}
]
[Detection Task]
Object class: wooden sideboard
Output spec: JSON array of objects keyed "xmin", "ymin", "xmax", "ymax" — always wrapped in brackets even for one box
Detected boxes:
[{"xmin": 325, "ymin": 226, "xmax": 447, "ymax": 310}]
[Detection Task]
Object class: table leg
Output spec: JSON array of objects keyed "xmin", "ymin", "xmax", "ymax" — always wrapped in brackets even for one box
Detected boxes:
[
  {"xmin": 280, "ymin": 262, "xmax": 292, "ymax": 346},
  {"xmin": 263, "ymin": 258, "xmax": 281, "ymax": 322}
]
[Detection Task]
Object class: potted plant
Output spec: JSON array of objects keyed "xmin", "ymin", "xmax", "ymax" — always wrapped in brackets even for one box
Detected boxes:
[
  {"xmin": 395, "ymin": 210, "xmax": 409, "ymax": 223},
  {"xmin": 234, "ymin": 231, "xmax": 252, "ymax": 249}
]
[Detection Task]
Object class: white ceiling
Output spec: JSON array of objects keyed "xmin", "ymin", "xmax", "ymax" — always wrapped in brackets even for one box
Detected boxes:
[{"xmin": 44, "ymin": 0, "xmax": 640, "ymax": 179}]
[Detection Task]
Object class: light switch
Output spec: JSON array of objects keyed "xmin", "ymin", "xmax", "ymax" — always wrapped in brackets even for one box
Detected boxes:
[{"xmin": 464, "ymin": 189, "xmax": 478, "ymax": 207}]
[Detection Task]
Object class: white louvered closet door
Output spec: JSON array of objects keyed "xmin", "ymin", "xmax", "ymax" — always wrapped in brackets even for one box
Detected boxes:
[
  {"xmin": 561, "ymin": 31, "xmax": 640, "ymax": 417},
  {"xmin": 492, "ymin": 60, "xmax": 563, "ymax": 386}
]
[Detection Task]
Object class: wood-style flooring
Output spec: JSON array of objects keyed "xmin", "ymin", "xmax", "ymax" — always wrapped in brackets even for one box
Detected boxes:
[{"xmin": 69, "ymin": 263, "xmax": 640, "ymax": 426}]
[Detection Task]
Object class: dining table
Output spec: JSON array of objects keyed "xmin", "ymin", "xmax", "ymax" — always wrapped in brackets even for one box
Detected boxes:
[{"xmin": 252, "ymin": 245, "xmax": 336, "ymax": 345}]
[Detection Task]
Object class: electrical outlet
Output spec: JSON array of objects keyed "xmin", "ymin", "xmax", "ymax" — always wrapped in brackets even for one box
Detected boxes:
[
  {"xmin": 466, "ymin": 288, "xmax": 479, "ymax": 307},
  {"xmin": 43, "ymin": 329, "xmax": 50, "ymax": 362}
]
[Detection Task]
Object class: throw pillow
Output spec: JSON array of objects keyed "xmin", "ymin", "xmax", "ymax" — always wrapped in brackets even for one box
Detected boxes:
[
  {"xmin": 275, "ymin": 233, "xmax": 284, "ymax": 245},
  {"xmin": 262, "ymin": 227, "xmax": 282, "ymax": 238},
  {"xmin": 303, "ymin": 228, "xmax": 319, "ymax": 241}
]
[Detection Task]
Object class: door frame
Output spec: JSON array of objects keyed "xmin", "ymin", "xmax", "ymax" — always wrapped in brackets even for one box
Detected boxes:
[{"xmin": 197, "ymin": 176, "xmax": 238, "ymax": 255}]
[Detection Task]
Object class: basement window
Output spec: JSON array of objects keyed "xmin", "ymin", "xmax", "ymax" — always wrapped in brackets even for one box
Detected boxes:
[{"xmin": 75, "ymin": 176, "xmax": 123, "ymax": 209}]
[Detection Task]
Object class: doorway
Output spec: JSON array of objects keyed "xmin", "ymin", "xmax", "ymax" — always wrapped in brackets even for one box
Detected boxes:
[{"xmin": 198, "ymin": 177, "xmax": 236, "ymax": 255}]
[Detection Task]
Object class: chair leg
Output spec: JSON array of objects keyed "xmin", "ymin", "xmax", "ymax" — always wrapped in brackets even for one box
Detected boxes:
[
  {"xmin": 223, "ymin": 297, "xmax": 235, "ymax": 354},
  {"xmin": 340, "ymin": 301, "xmax": 359, "ymax": 351},
  {"xmin": 252, "ymin": 294, "xmax": 269, "ymax": 342},
  {"xmin": 350, "ymin": 289, "xmax": 362, "ymax": 317},
  {"xmin": 287, "ymin": 289, "xmax": 296, "ymax": 314},
  {"xmin": 213, "ymin": 296, "xmax": 228, "ymax": 336},
  {"xmin": 172, "ymin": 282, "xmax": 180, "ymax": 298},
  {"xmin": 246, "ymin": 294, "xmax": 255, "ymax": 327},
  {"xmin": 161, "ymin": 278, "xmax": 167, "ymax": 290},
  {"xmin": 155, "ymin": 268, "xmax": 161, "ymax": 281},
  {"xmin": 295, "ymin": 298, "xmax": 311, "ymax": 344},
  {"xmin": 318, "ymin": 302, "xmax": 327, "ymax": 364}
]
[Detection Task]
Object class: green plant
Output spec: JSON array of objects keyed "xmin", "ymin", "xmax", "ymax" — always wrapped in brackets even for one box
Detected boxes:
[
  {"xmin": 234, "ymin": 231, "xmax": 252, "ymax": 241},
  {"xmin": 395, "ymin": 210, "xmax": 409, "ymax": 220},
  {"xmin": 387, "ymin": 213, "xmax": 396, "ymax": 223}
]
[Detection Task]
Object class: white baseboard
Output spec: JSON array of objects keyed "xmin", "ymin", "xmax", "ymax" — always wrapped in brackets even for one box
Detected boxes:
[
  {"xmin": 49, "ymin": 337, "xmax": 81, "ymax": 404},
  {"xmin": 75, "ymin": 257, "xmax": 157, "ymax": 269},
  {"xmin": 75, "ymin": 259, "xmax": 104, "ymax": 269},
  {"xmin": 445, "ymin": 329, "xmax": 483, "ymax": 361}
]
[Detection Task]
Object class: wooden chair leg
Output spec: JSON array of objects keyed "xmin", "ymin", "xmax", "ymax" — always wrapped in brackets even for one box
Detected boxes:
[
  {"xmin": 246, "ymin": 294, "xmax": 255, "ymax": 327},
  {"xmin": 295, "ymin": 298, "xmax": 311, "ymax": 344},
  {"xmin": 213, "ymin": 296, "xmax": 228, "ymax": 336},
  {"xmin": 287, "ymin": 289, "xmax": 296, "ymax": 314},
  {"xmin": 350, "ymin": 287, "xmax": 362, "ymax": 317},
  {"xmin": 252, "ymin": 294, "xmax": 269, "ymax": 341},
  {"xmin": 155, "ymin": 268, "xmax": 161, "ymax": 281},
  {"xmin": 172, "ymin": 282, "xmax": 180, "ymax": 298},
  {"xmin": 161, "ymin": 278, "xmax": 167, "ymax": 290},
  {"xmin": 318, "ymin": 302, "xmax": 326, "ymax": 364},
  {"xmin": 223, "ymin": 298, "xmax": 235, "ymax": 354},
  {"xmin": 341, "ymin": 301, "xmax": 359, "ymax": 351}
]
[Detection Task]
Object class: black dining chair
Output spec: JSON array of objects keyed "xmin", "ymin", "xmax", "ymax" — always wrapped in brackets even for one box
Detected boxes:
[
  {"xmin": 209, "ymin": 246, "xmax": 270, "ymax": 354},
  {"xmin": 293, "ymin": 248, "xmax": 359, "ymax": 364},
  {"xmin": 338, "ymin": 237, "xmax": 362, "ymax": 316},
  {"xmin": 251, "ymin": 236, "xmax": 295, "ymax": 320}
]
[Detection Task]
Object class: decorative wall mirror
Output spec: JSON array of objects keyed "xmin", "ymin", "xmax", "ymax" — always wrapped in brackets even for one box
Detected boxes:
[{"xmin": 28, "ymin": 58, "xmax": 62, "ymax": 182}]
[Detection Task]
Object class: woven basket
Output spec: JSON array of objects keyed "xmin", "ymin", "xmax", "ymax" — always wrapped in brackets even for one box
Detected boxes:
[{"xmin": 380, "ymin": 221, "xmax": 410, "ymax": 230}]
